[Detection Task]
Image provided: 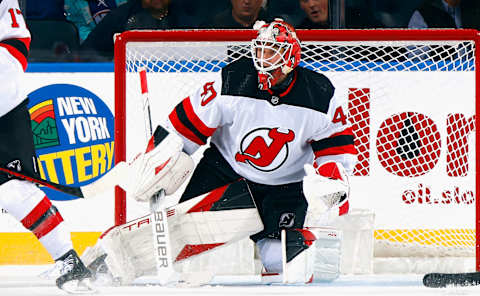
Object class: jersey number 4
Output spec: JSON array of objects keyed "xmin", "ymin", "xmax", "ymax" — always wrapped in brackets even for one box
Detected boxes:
[{"xmin": 332, "ymin": 106, "xmax": 348, "ymax": 125}]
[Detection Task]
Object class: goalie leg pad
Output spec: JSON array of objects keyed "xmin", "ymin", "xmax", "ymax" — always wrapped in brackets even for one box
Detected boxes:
[
  {"xmin": 84, "ymin": 180, "xmax": 264, "ymax": 286},
  {"xmin": 81, "ymin": 215, "xmax": 157, "ymax": 285},
  {"xmin": 259, "ymin": 228, "xmax": 342, "ymax": 284},
  {"xmin": 258, "ymin": 229, "xmax": 315, "ymax": 284}
]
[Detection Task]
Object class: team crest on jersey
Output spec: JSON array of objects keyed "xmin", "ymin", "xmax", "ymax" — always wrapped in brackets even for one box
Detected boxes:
[
  {"xmin": 235, "ymin": 127, "xmax": 295, "ymax": 172},
  {"xmin": 279, "ymin": 212, "xmax": 295, "ymax": 228}
]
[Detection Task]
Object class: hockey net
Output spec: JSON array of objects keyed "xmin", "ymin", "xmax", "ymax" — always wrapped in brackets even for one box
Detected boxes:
[{"xmin": 114, "ymin": 29, "xmax": 479, "ymax": 273}]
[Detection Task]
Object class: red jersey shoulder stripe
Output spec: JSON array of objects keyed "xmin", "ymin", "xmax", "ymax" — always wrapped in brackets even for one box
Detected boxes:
[
  {"xmin": 0, "ymin": 37, "xmax": 30, "ymax": 71},
  {"xmin": 311, "ymin": 127, "xmax": 357, "ymax": 157},
  {"xmin": 168, "ymin": 97, "xmax": 217, "ymax": 145},
  {"xmin": 182, "ymin": 97, "xmax": 216, "ymax": 137},
  {"xmin": 314, "ymin": 145, "xmax": 357, "ymax": 158},
  {"xmin": 169, "ymin": 107, "xmax": 205, "ymax": 145}
]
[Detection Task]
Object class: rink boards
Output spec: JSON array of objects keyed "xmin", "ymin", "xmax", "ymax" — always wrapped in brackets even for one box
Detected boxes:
[{"xmin": 0, "ymin": 62, "xmax": 475, "ymax": 264}]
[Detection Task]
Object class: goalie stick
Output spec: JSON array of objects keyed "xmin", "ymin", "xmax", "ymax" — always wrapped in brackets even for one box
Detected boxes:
[
  {"xmin": 423, "ymin": 271, "xmax": 480, "ymax": 288},
  {"xmin": 0, "ymin": 162, "xmax": 129, "ymax": 199},
  {"xmin": 138, "ymin": 68, "xmax": 167, "ymax": 212}
]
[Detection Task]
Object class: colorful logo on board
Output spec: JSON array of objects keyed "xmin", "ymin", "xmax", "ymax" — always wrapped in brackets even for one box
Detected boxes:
[
  {"xmin": 27, "ymin": 84, "xmax": 115, "ymax": 201},
  {"xmin": 30, "ymin": 99, "xmax": 60, "ymax": 149}
]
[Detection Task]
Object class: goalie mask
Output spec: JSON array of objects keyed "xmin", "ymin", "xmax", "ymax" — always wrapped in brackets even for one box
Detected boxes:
[{"xmin": 251, "ymin": 19, "xmax": 301, "ymax": 90}]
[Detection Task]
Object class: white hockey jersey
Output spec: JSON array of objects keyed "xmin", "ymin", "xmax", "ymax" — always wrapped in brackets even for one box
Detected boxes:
[
  {"xmin": 167, "ymin": 58, "xmax": 357, "ymax": 186},
  {"xmin": 0, "ymin": 0, "xmax": 30, "ymax": 117}
]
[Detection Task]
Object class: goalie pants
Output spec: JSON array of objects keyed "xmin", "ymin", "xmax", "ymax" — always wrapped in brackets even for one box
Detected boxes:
[
  {"xmin": 0, "ymin": 99, "xmax": 40, "ymax": 185},
  {"xmin": 180, "ymin": 144, "xmax": 308, "ymax": 242}
]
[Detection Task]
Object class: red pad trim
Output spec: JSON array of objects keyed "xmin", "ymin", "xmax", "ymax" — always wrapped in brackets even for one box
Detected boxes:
[
  {"xmin": 32, "ymin": 211, "xmax": 64, "ymax": 239},
  {"xmin": 155, "ymin": 158, "xmax": 171, "ymax": 175},
  {"xmin": 182, "ymin": 97, "xmax": 216, "ymax": 138},
  {"xmin": 187, "ymin": 183, "xmax": 229, "ymax": 213},
  {"xmin": 145, "ymin": 134, "xmax": 155, "ymax": 152},
  {"xmin": 295, "ymin": 229, "xmax": 317, "ymax": 247},
  {"xmin": 100, "ymin": 224, "xmax": 117, "ymax": 239},
  {"xmin": 316, "ymin": 162, "xmax": 342, "ymax": 180},
  {"xmin": 168, "ymin": 110, "xmax": 204, "ymax": 145},
  {"xmin": 313, "ymin": 144, "xmax": 357, "ymax": 158},
  {"xmin": 339, "ymin": 200, "xmax": 349, "ymax": 216},
  {"xmin": 306, "ymin": 274, "xmax": 314, "ymax": 284},
  {"xmin": 166, "ymin": 209, "xmax": 175, "ymax": 217},
  {"xmin": 21, "ymin": 196, "xmax": 51, "ymax": 229},
  {"xmin": 175, "ymin": 243, "xmax": 225, "ymax": 262},
  {"xmin": 261, "ymin": 272, "xmax": 281, "ymax": 276}
]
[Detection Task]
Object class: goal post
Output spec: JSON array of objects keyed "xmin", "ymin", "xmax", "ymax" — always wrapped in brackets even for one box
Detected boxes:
[{"xmin": 114, "ymin": 29, "xmax": 480, "ymax": 272}]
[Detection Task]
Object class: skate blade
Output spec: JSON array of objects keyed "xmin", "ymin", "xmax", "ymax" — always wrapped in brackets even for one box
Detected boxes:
[{"xmin": 61, "ymin": 278, "xmax": 97, "ymax": 294}]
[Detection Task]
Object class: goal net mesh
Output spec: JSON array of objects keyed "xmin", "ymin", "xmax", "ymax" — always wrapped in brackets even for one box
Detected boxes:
[{"xmin": 118, "ymin": 30, "xmax": 477, "ymax": 265}]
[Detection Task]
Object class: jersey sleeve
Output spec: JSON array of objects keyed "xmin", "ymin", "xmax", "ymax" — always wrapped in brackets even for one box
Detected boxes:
[
  {"xmin": 166, "ymin": 74, "xmax": 231, "ymax": 154},
  {"xmin": 308, "ymin": 88, "xmax": 357, "ymax": 174},
  {"xmin": 0, "ymin": 0, "xmax": 31, "ymax": 71}
]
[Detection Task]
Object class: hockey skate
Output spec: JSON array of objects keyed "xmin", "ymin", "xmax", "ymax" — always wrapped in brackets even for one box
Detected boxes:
[
  {"xmin": 41, "ymin": 249, "xmax": 95, "ymax": 294},
  {"xmin": 85, "ymin": 253, "xmax": 122, "ymax": 286}
]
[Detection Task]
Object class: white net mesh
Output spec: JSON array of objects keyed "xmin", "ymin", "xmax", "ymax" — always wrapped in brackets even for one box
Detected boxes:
[{"xmin": 117, "ymin": 30, "xmax": 477, "ymax": 264}]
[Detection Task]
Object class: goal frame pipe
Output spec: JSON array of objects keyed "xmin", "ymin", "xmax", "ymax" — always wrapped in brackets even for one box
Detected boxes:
[{"xmin": 114, "ymin": 29, "xmax": 480, "ymax": 270}]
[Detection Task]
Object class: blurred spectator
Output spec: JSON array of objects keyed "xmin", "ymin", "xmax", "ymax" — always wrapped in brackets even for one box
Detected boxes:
[
  {"xmin": 408, "ymin": 0, "xmax": 480, "ymax": 29},
  {"xmin": 26, "ymin": 0, "xmax": 65, "ymax": 20},
  {"xmin": 200, "ymin": 0, "xmax": 271, "ymax": 28},
  {"xmin": 27, "ymin": 19, "xmax": 80, "ymax": 62},
  {"xmin": 266, "ymin": 0, "xmax": 304, "ymax": 26},
  {"xmin": 344, "ymin": 0, "xmax": 382, "ymax": 28},
  {"xmin": 372, "ymin": 0, "xmax": 422, "ymax": 28},
  {"xmin": 297, "ymin": 0, "xmax": 381, "ymax": 29},
  {"xmin": 297, "ymin": 0, "xmax": 329, "ymax": 29},
  {"xmin": 177, "ymin": 0, "xmax": 230, "ymax": 27},
  {"xmin": 65, "ymin": 0, "xmax": 128, "ymax": 43},
  {"xmin": 80, "ymin": 0, "xmax": 193, "ymax": 60}
]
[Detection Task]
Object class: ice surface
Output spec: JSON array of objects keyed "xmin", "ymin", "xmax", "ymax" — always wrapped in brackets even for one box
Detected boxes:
[{"xmin": 1, "ymin": 265, "xmax": 479, "ymax": 296}]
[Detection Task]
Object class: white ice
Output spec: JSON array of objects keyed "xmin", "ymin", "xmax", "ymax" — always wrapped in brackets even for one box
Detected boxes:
[{"xmin": 1, "ymin": 265, "xmax": 479, "ymax": 296}]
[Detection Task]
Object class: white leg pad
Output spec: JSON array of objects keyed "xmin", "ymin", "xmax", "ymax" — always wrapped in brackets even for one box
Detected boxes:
[
  {"xmin": 177, "ymin": 237, "xmax": 256, "ymax": 276},
  {"xmin": 310, "ymin": 227, "xmax": 342, "ymax": 282},
  {"xmin": 282, "ymin": 229, "xmax": 315, "ymax": 284},
  {"xmin": 81, "ymin": 215, "xmax": 156, "ymax": 285},
  {"xmin": 259, "ymin": 228, "xmax": 342, "ymax": 284}
]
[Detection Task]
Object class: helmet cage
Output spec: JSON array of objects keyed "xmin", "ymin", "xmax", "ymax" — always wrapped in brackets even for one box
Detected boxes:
[
  {"xmin": 250, "ymin": 19, "xmax": 301, "ymax": 90},
  {"xmin": 251, "ymin": 39, "xmax": 293, "ymax": 73}
]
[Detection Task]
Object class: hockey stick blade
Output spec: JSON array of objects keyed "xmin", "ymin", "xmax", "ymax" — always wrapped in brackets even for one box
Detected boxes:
[
  {"xmin": 0, "ymin": 161, "xmax": 130, "ymax": 199},
  {"xmin": 423, "ymin": 271, "xmax": 480, "ymax": 288}
]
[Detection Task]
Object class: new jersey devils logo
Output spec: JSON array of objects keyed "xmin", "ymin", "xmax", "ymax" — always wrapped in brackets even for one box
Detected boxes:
[{"xmin": 235, "ymin": 128, "xmax": 295, "ymax": 172}]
